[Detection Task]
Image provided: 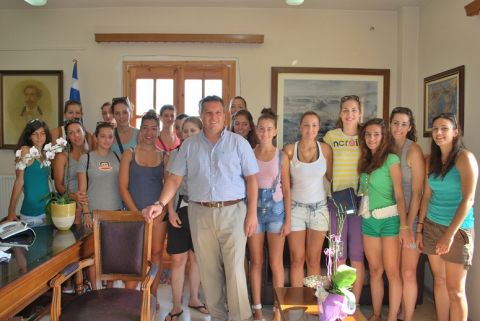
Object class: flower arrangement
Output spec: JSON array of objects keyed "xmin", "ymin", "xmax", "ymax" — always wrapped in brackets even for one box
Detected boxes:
[
  {"xmin": 15, "ymin": 138, "xmax": 68, "ymax": 170},
  {"xmin": 302, "ymin": 199, "xmax": 357, "ymax": 321}
]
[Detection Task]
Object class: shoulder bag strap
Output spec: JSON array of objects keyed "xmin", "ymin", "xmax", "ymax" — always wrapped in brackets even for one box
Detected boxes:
[
  {"xmin": 271, "ymin": 149, "xmax": 283, "ymax": 190},
  {"xmin": 114, "ymin": 129, "xmax": 124, "ymax": 154},
  {"xmin": 86, "ymin": 151, "xmax": 90, "ymax": 188}
]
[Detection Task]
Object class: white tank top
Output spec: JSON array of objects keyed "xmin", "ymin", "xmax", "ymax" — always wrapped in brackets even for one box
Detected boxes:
[{"xmin": 290, "ymin": 141, "xmax": 327, "ymax": 203}]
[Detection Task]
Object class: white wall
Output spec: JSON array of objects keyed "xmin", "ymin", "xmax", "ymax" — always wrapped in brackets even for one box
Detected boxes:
[
  {"xmin": 0, "ymin": 6, "xmax": 399, "ymax": 173},
  {"xmin": 418, "ymin": 1, "xmax": 480, "ymax": 319}
]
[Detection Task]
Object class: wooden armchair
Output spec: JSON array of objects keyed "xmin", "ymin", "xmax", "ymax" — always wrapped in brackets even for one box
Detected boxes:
[{"xmin": 49, "ymin": 210, "xmax": 157, "ymax": 321}]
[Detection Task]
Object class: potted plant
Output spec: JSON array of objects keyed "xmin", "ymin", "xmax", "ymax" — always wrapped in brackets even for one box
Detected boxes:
[{"xmin": 46, "ymin": 191, "xmax": 76, "ymax": 230}]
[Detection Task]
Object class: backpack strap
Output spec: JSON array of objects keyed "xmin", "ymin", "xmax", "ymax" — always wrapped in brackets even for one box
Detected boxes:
[
  {"xmin": 113, "ymin": 151, "xmax": 120, "ymax": 163},
  {"xmin": 114, "ymin": 129, "xmax": 124, "ymax": 154}
]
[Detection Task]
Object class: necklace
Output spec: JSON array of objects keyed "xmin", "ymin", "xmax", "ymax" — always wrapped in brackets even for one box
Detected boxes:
[{"xmin": 298, "ymin": 141, "xmax": 318, "ymax": 163}]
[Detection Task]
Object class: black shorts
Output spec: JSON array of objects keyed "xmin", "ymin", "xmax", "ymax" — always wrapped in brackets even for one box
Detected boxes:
[{"xmin": 166, "ymin": 206, "xmax": 194, "ymax": 255}]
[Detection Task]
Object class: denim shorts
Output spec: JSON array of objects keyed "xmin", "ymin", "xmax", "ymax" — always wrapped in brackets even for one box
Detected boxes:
[
  {"xmin": 291, "ymin": 200, "xmax": 329, "ymax": 232},
  {"xmin": 256, "ymin": 188, "xmax": 285, "ymax": 234}
]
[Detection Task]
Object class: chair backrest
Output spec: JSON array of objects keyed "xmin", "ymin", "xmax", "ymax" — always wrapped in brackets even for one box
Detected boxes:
[{"xmin": 93, "ymin": 210, "xmax": 152, "ymax": 285}]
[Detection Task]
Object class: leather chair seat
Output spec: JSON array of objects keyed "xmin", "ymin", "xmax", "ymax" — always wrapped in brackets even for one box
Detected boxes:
[{"xmin": 60, "ymin": 288, "xmax": 156, "ymax": 321}]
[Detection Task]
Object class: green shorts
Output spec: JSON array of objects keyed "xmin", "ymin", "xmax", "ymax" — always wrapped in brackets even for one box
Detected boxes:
[{"xmin": 362, "ymin": 215, "xmax": 400, "ymax": 237}]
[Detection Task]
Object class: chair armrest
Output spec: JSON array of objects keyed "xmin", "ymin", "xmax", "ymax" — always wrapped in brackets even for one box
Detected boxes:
[
  {"xmin": 50, "ymin": 257, "xmax": 94, "ymax": 287},
  {"xmin": 140, "ymin": 262, "xmax": 158, "ymax": 321},
  {"xmin": 50, "ymin": 257, "xmax": 94, "ymax": 321},
  {"xmin": 140, "ymin": 262, "xmax": 158, "ymax": 291}
]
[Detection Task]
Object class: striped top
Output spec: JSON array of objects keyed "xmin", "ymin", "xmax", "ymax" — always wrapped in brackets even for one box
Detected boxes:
[{"xmin": 323, "ymin": 128, "xmax": 360, "ymax": 193}]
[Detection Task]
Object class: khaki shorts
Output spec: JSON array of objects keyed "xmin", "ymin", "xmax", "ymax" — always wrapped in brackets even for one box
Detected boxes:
[{"xmin": 422, "ymin": 218, "xmax": 474, "ymax": 268}]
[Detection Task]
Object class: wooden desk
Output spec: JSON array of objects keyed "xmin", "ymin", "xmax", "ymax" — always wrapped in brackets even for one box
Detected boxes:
[
  {"xmin": 274, "ymin": 287, "xmax": 367, "ymax": 321},
  {"xmin": 0, "ymin": 225, "xmax": 93, "ymax": 320}
]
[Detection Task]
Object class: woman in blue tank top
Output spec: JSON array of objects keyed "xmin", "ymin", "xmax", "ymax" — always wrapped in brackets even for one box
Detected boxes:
[
  {"xmin": 417, "ymin": 113, "xmax": 478, "ymax": 321},
  {"xmin": 7, "ymin": 120, "xmax": 52, "ymax": 226},
  {"xmin": 119, "ymin": 110, "xmax": 166, "ymax": 298}
]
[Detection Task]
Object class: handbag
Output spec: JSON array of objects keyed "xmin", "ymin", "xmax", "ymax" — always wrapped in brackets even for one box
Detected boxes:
[
  {"xmin": 358, "ymin": 195, "xmax": 370, "ymax": 219},
  {"xmin": 358, "ymin": 173, "xmax": 370, "ymax": 219},
  {"xmin": 331, "ymin": 187, "xmax": 358, "ymax": 216}
]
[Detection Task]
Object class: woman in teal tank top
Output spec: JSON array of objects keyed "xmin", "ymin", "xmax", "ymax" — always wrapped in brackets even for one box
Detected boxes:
[
  {"xmin": 417, "ymin": 113, "xmax": 478, "ymax": 321},
  {"xmin": 7, "ymin": 120, "xmax": 52, "ymax": 226}
]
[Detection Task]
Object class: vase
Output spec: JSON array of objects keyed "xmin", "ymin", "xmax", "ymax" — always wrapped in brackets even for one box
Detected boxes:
[
  {"xmin": 333, "ymin": 239, "xmax": 344, "ymax": 274},
  {"xmin": 50, "ymin": 202, "xmax": 76, "ymax": 230}
]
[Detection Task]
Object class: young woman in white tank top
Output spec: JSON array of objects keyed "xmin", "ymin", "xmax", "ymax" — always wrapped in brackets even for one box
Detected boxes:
[{"xmin": 284, "ymin": 111, "xmax": 332, "ymax": 287}]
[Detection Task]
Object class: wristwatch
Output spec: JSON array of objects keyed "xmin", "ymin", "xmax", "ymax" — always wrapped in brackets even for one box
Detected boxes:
[{"xmin": 154, "ymin": 201, "xmax": 165, "ymax": 208}]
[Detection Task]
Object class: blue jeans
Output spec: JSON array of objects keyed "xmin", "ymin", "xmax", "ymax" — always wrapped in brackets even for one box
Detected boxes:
[{"xmin": 256, "ymin": 188, "xmax": 285, "ymax": 233}]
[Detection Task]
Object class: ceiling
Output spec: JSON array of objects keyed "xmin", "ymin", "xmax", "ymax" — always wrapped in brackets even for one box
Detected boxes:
[{"xmin": 0, "ymin": 0, "xmax": 428, "ymax": 10}]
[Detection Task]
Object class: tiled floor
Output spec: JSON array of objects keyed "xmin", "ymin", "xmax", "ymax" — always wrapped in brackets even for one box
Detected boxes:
[
  {"xmin": 39, "ymin": 283, "xmax": 437, "ymax": 321},
  {"xmin": 155, "ymin": 283, "xmax": 437, "ymax": 321}
]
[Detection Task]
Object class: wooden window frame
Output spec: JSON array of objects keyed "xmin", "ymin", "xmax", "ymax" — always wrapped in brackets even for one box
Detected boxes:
[{"xmin": 123, "ymin": 60, "xmax": 236, "ymax": 125}]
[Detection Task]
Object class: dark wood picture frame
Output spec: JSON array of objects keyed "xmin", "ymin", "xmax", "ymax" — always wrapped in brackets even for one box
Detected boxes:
[
  {"xmin": 0, "ymin": 70, "xmax": 63, "ymax": 149},
  {"xmin": 271, "ymin": 67, "xmax": 390, "ymax": 146},
  {"xmin": 423, "ymin": 65, "xmax": 464, "ymax": 137}
]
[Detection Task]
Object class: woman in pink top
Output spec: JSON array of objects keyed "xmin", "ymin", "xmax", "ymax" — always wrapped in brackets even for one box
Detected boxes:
[
  {"xmin": 248, "ymin": 109, "xmax": 291, "ymax": 321},
  {"xmin": 156, "ymin": 104, "xmax": 181, "ymax": 153}
]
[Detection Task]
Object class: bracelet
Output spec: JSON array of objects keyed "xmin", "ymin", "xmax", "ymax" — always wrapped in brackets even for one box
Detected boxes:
[
  {"xmin": 416, "ymin": 231, "xmax": 422, "ymax": 234},
  {"xmin": 154, "ymin": 201, "xmax": 165, "ymax": 208},
  {"xmin": 418, "ymin": 222, "xmax": 424, "ymax": 225},
  {"xmin": 400, "ymin": 225, "xmax": 409, "ymax": 230}
]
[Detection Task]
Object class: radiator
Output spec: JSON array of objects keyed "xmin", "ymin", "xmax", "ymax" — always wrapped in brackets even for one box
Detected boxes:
[{"xmin": 0, "ymin": 175, "xmax": 23, "ymax": 219}]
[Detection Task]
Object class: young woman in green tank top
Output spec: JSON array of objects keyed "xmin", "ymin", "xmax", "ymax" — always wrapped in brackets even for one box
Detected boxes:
[{"xmin": 358, "ymin": 118, "xmax": 410, "ymax": 321}]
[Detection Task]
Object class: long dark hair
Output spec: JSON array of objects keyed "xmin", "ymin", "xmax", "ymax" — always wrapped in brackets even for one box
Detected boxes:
[
  {"xmin": 358, "ymin": 118, "xmax": 391, "ymax": 174},
  {"xmin": 231, "ymin": 109, "xmax": 258, "ymax": 148},
  {"xmin": 429, "ymin": 113, "xmax": 464, "ymax": 178},
  {"xmin": 64, "ymin": 119, "xmax": 86, "ymax": 150},
  {"xmin": 389, "ymin": 106, "xmax": 417, "ymax": 142},
  {"xmin": 16, "ymin": 119, "xmax": 52, "ymax": 150}
]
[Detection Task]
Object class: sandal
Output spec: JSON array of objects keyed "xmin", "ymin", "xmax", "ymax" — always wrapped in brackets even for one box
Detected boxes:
[
  {"xmin": 188, "ymin": 304, "xmax": 209, "ymax": 314},
  {"xmin": 165, "ymin": 310, "xmax": 183, "ymax": 321},
  {"xmin": 252, "ymin": 304, "xmax": 266, "ymax": 321}
]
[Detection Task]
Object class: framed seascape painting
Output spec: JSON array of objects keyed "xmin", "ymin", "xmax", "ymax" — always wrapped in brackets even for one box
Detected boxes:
[
  {"xmin": 423, "ymin": 65, "xmax": 464, "ymax": 137},
  {"xmin": 0, "ymin": 70, "xmax": 63, "ymax": 149},
  {"xmin": 271, "ymin": 67, "xmax": 390, "ymax": 147}
]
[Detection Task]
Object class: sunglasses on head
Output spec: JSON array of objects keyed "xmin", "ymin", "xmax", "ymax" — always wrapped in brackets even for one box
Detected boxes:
[
  {"xmin": 63, "ymin": 118, "xmax": 83, "ymax": 126},
  {"xmin": 96, "ymin": 121, "xmax": 115, "ymax": 127},
  {"xmin": 433, "ymin": 112, "xmax": 458, "ymax": 126},
  {"xmin": 340, "ymin": 95, "xmax": 360, "ymax": 103},
  {"xmin": 111, "ymin": 96, "xmax": 130, "ymax": 106},
  {"xmin": 392, "ymin": 107, "xmax": 412, "ymax": 116}
]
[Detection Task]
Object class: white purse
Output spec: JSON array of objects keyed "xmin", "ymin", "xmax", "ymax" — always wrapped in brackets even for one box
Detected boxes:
[
  {"xmin": 358, "ymin": 195, "xmax": 370, "ymax": 219},
  {"xmin": 358, "ymin": 174, "xmax": 370, "ymax": 219}
]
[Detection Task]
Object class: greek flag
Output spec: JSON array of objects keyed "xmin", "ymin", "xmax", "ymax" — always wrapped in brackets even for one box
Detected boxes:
[{"xmin": 69, "ymin": 60, "xmax": 81, "ymax": 102}]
